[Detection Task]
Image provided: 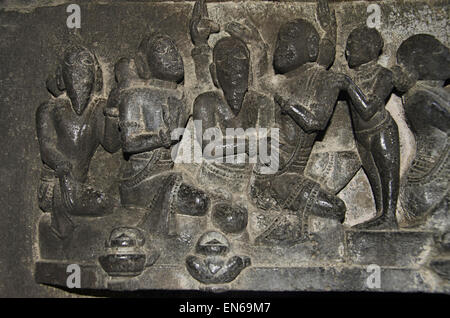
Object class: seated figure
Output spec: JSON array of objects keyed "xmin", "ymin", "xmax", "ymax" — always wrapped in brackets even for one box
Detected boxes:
[
  {"xmin": 108, "ymin": 33, "xmax": 210, "ymax": 236},
  {"xmin": 192, "ymin": 35, "xmax": 274, "ymax": 193},
  {"xmin": 394, "ymin": 34, "xmax": 450, "ymax": 228},
  {"xmin": 36, "ymin": 45, "xmax": 121, "ymax": 239},
  {"xmin": 192, "ymin": 34, "xmax": 275, "ymax": 237},
  {"xmin": 249, "ymin": 0, "xmax": 371, "ymax": 232}
]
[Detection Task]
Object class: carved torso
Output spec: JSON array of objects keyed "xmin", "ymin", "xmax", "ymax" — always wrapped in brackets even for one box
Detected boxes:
[
  {"xmin": 272, "ymin": 64, "xmax": 340, "ymax": 173},
  {"xmin": 348, "ymin": 62, "xmax": 394, "ymax": 132},
  {"xmin": 118, "ymin": 81, "xmax": 183, "ymax": 180},
  {"xmin": 44, "ymin": 97, "xmax": 104, "ymax": 182},
  {"xmin": 194, "ymin": 89, "xmax": 270, "ymax": 133}
]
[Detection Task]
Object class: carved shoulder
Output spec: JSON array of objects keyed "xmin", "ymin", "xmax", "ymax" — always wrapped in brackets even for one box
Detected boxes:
[
  {"xmin": 36, "ymin": 99, "xmax": 58, "ymax": 129},
  {"xmin": 376, "ymin": 66, "xmax": 393, "ymax": 85},
  {"xmin": 369, "ymin": 66, "xmax": 394, "ymax": 100},
  {"xmin": 193, "ymin": 91, "xmax": 221, "ymax": 120}
]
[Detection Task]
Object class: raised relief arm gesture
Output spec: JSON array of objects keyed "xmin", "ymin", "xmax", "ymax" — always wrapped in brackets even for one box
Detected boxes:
[
  {"xmin": 316, "ymin": 0, "xmax": 337, "ymax": 68},
  {"xmin": 316, "ymin": 0, "xmax": 336, "ymax": 39},
  {"xmin": 190, "ymin": 0, "xmax": 219, "ymax": 46},
  {"xmin": 190, "ymin": 0, "xmax": 219, "ymax": 87},
  {"xmin": 391, "ymin": 64, "xmax": 418, "ymax": 93},
  {"xmin": 225, "ymin": 20, "xmax": 261, "ymax": 43}
]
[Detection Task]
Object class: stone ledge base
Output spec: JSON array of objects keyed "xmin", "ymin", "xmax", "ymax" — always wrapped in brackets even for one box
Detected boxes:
[{"xmin": 35, "ymin": 261, "xmax": 448, "ymax": 293}]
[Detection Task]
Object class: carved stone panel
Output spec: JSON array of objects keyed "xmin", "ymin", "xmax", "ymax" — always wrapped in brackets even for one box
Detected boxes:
[{"xmin": 0, "ymin": 0, "xmax": 449, "ymax": 296}]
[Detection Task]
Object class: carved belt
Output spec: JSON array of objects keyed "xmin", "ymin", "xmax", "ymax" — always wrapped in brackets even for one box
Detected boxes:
[
  {"xmin": 354, "ymin": 109, "xmax": 391, "ymax": 136},
  {"xmin": 121, "ymin": 149, "xmax": 174, "ymax": 189},
  {"xmin": 253, "ymin": 143, "xmax": 313, "ymax": 180},
  {"xmin": 201, "ymin": 159, "xmax": 251, "ymax": 181}
]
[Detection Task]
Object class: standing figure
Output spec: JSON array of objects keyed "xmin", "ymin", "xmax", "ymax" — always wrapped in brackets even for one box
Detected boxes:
[
  {"xmin": 344, "ymin": 26, "xmax": 401, "ymax": 229},
  {"xmin": 393, "ymin": 34, "xmax": 450, "ymax": 228},
  {"xmin": 249, "ymin": 0, "xmax": 370, "ymax": 230},
  {"xmin": 108, "ymin": 34, "xmax": 210, "ymax": 236},
  {"xmin": 36, "ymin": 45, "xmax": 121, "ymax": 239}
]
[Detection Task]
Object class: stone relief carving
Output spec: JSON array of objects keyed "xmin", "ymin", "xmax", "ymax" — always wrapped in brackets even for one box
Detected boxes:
[
  {"xmin": 344, "ymin": 26, "xmax": 401, "ymax": 230},
  {"xmin": 32, "ymin": 0, "xmax": 449, "ymax": 292},
  {"xmin": 395, "ymin": 34, "xmax": 449, "ymax": 228},
  {"xmin": 37, "ymin": 45, "xmax": 120, "ymax": 239},
  {"xmin": 185, "ymin": 231, "xmax": 251, "ymax": 284},
  {"xmin": 109, "ymin": 33, "xmax": 210, "ymax": 237}
]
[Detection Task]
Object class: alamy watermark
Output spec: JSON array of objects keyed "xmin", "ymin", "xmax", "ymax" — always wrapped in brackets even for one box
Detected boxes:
[
  {"xmin": 170, "ymin": 120, "xmax": 280, "ymax": 174},
  {"xmin": 366, "ymin": 264, "xmax": 381, "ymax": 289},
  {"xmin": 66, "ymin": 4, "xmax": 81, "ymax": 29},
  {"xmin": 66, "ymin": 263, "xmax": 81, "ymax": 288},
  {"xmin": 366, "ymin": 3, "xmax": 381, "ymax": 29}
]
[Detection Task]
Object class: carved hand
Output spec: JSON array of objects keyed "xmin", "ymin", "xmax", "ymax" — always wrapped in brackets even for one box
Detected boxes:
[
  {"xmin": 59, "ymin": 173, "xmax": 75, "ymax": 211},
  {"xmin": 391, "ymin": 65, "xmax": 418, "ymax": 92},
  {"xmin": 225, "ymin": 21, "xmax": 262, "ymax": 44},
  {"xmin": 316, "ymin": 0, "xmax": 337, "ymax": 39},
  {"xmin": 335, "ymin": 72, "xmax": 353, "ymax": 90},
  {"xmin": 159, "ymin": 126, "xmax": 173, "ymax": 148},
  {"xmin": 55, "ymin": 161, "xmax": 72, "ymax": 177},
  {"xmin": 190, "ymin": 0, "xmax": 220, "ymax": 46},
  {"xmin": 274, "ymin": 93, "xmax": 290, "ymax": 114}
]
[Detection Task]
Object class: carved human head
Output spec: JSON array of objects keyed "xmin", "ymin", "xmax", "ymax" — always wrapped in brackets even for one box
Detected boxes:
[
  {"xmin": 345, "ymin": 26, "xmax": 383, "ymax": 68},
  {"xmin": 273, "ymin": 19, "xmax": 320, "ymax": 74},
  {"xmin": 136, "ymin": 34, "xmax": 184, "ymax": 83},
  {"xmin": 60, "ymin": 46, "xmax": 102, "ymax": 115},
  {"xmin": 211, "ymin": 36, "xmax": 250, "ymax": 115},
  {"xmin": 397, "ymin": 34, "xmax": 450, "ymax": 81},
  {"xmin": 114, "ymin": 57, "xmax": 138, "ymax": 85}
]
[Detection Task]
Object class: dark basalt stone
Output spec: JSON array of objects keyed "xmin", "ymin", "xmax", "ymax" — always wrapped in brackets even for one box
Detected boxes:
[
  {"xmin": 176, "ymin": 183, "xmax": 210, "ymax": 216},
  {"xmin": 98, "ymin": 227, "xmax": 159, "ymax": 277},
  {"xmin": 0, "ymin": 0, "xmax": 449, "ymax": 296},
  {"xmin": 195, "ymin": 231, "xmax": 230, "ymax": 256},
  {"xmin": 98, "ymin": 254, "xmax": 147, "ymax": 277},
  {"xmin": 211, "ymin": 203, "xmax": 248, "ymax": 234},
  {"xmin": 430, "ymin": 259, "xmax": 450, "ymax": 280},
  {"xmin": 185, "ymin": 255, "xmax": 251, "ymax": 284}
]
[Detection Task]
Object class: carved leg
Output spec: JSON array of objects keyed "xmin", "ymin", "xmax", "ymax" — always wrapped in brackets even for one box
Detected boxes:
[
  {"xmin": 354, "ymin": 119, "xmax": 400, "ymax": 229},
  {"xmin": 287, "ymin": 177, "xmax": 346, "ymax": 223},
  {"xmin": 175, "ymin": 182, "xmax": 210, "ymax": 217},
  {"xmin": 354, "ymin": 140, "xmax": 383, "ymax": 217},
  {"xmin": 68, "ymin": 182, "xmax": 116, "ymax": 217},
  {"xmin": 51, "ymin": 184, "xmax": 76, "ymax": 239},
  {"xmin": 138, "ymin": 174, "xmax": 179, "ymax": 236}
]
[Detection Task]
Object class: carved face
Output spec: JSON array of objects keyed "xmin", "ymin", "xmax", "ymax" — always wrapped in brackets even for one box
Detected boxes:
[
  {"xmin": 346, "ymin": 26, "xmax": 383, "ymax": 69},
  {"xmin": 146, "ymin": 35, "xmax": 184, "ymax": 83},
  {"xmin": 213, "ymin": 37, "xmax": 250, "ymax": 116},
  {"xmin": 397, "ymin": 34, "xmax": 450, "ymax": 81},
  {"xmin": 273, "ymin": 19, "xmax": 319, "ymax": 74},
  {"xmin": 62, "ymin": 47, "xmax": 95, "ymax": 115}
]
